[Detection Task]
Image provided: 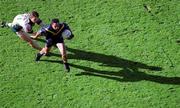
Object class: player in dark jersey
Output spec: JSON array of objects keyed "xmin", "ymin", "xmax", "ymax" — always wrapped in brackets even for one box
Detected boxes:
[{"xmin": 31, "ymin": 18, "xmax": 74, "ymax": 72}]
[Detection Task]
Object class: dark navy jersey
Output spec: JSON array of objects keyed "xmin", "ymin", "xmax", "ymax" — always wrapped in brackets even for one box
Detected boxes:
[{"xmin": 38, "ymin": 23, "xmax": 69, "ymax": 40}]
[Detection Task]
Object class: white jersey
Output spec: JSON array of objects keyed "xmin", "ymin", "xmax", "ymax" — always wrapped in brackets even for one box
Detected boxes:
[{"xmin": 12, "ymin": 13, "xmax": 32, "ymax": 32}]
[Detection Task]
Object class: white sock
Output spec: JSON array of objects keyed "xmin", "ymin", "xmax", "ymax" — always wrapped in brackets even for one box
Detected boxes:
[{"xmin": 7, "ymin": 23, "xmax": 13, "ymax": 28}]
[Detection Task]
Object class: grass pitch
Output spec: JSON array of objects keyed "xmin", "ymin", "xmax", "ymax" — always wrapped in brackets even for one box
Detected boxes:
[{"xmin": 0, "ymin": 0, "xmax": 180, "ymax": 108}]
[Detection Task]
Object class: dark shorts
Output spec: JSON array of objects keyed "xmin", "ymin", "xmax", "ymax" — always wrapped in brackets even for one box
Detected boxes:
[
  {"xmin": 11, "ymin": 24, "xmax": 23, "ymax": 32},
  {"xmin": 46, "ymin": 37, "xmax": 64, "ymax": 47}
]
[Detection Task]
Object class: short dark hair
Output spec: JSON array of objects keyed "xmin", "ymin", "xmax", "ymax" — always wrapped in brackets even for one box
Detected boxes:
[
  {"xmin": 51, "ymin": 18, "xmax": 59, "ymax": 24},
  {"xmin": 31, "ymin": 11, "xmax": 39, "ymax": 17}
]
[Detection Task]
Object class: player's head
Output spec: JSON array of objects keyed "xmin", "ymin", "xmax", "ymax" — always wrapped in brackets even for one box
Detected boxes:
[
  {"xmin": 30, "ymin": 11, "xmax": 39, "ymax": 23},
  {"xmin": 51, "ymin": 18, "xmax": 60, "ymax": 30}
]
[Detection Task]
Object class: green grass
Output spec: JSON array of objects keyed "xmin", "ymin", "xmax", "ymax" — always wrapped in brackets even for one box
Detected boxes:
[{"xmin": 0, "ymin": 0, "xmax": 180, "ymax": 108}]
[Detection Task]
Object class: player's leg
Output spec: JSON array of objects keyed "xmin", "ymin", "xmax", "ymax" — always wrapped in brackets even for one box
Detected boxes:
[
  {"xmin": 56, "ymin": 42, "xmax": 70, "ymax": 72},
  {"xmin": 35, "ymin": 47, "xmax": 50, "ymax": 61},
  {"xmin": 1, "ymin": 15, "xmax": 19, "ymax": 28},
  {"xmin": 35, "ymin": 39, "xmax": 52, "ymax": 61},
  {"xmin": 0, "ymin": 19, "xmax": 15, "ymax": 28},
  {"xmin": 56, "ymin": 43, "xmax": 67, "ymax": 63},
  {"xmin": 0, "ymin": 21, "xmax": 9, "ymax": 28},
  {"xmin": 17, "ymin": 31, "xmax": 42, "ymax": 51}
]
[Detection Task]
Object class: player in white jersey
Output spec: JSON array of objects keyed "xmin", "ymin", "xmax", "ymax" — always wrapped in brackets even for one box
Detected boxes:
[{"xmin": 1, "ymin": 11, "xmax": 44, "ymax": 51}]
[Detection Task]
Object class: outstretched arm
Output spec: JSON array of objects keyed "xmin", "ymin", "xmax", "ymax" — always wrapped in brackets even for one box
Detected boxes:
[
  {"xmin": 30, "ymin": 32, "xmax": 41, "ymax": 39},
  {"xmin": 36, "ymin": 19, "xmax": 45, "ymax": 27}
]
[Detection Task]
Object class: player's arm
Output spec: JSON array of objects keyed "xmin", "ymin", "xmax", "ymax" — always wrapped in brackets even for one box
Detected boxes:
[
  {"xmin": 36, "ymin": 19, "xmax": 45, "ymax": 27},
  {"xmin": 30, "ymin": 31, "xmax": 41, "ymax": 39},
  {"xmin": 31, "ymin": 26, "xmax": 47, "ymax": 39},
  {"xmin": 24, "ymin": 23, "xmax": 33, "ymax": 33},
  {"xmin": 30, "ymin": 28, "xmax": 43, "ymax": 39}
]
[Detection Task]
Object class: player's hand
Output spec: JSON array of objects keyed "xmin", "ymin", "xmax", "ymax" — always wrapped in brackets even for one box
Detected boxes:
[
  {"xmin": 30, "ymin": 35, "xmax": 37, "ymax": 39},
  {"xmin": 30, "ymin": 32, "xmax": 41, "ymax": 39}
]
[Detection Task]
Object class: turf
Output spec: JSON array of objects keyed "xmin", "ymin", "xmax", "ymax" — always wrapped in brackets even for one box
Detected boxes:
[{"xmin": 0, "ymin": 0, "xmax": 180, "ymax": 108}]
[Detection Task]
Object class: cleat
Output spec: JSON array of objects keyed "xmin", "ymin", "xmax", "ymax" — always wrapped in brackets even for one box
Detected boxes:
[
  {"xmin": 35, "ymin": 53, "xmax": 43, "ymax": 61},
  {"xmin": 177, "ymin": 40, "xmax": 180, "ymax": 44},
  {"xmin": 1, "ymin": 21, "xmax": 7, "ymax": 28},
  {"xmin": 64, "ymin": 63, "xmax": 70, "ymax": 72}
]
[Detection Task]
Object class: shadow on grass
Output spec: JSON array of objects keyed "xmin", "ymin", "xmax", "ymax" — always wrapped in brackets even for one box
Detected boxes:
[
  {"xmin": 73, "ymin": 64, "xmax": 180, "ymax": 85},
  {"xmin": 40, "ymin": 47, "xmax": 180, "ymax": 85},
  {"xmin": 67, "ymin": 48, "xmax": 162, "ymax": 71}
]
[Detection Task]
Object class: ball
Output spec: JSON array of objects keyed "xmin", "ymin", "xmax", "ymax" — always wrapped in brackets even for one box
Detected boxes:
[{"xmin": 62, "ymin": 29, "xmax": 72, "ymax": 39}]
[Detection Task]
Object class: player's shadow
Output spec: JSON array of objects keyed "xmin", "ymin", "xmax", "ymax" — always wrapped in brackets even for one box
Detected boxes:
[
  {"xmin": 73, "ymin": 64, "xmax": 180, "ymax": 85},
  {"xmin": 67, "ymin": 48, "xmax": 162, "ymax": 70},
  {"xmin": 40, "ymin": 47, "xmax": 180, "ymax": 85}
]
